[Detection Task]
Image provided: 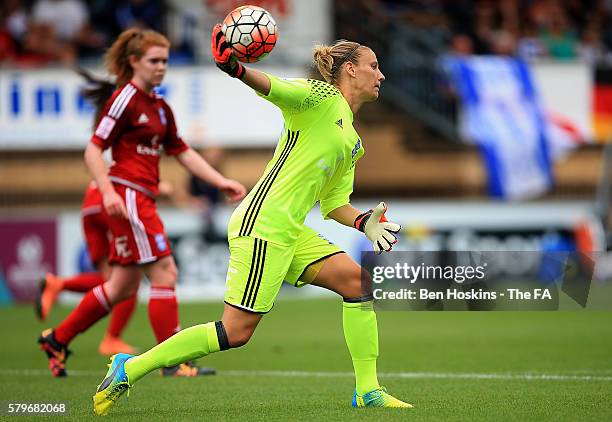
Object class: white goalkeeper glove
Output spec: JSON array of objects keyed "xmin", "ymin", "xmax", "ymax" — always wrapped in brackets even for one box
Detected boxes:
[{"xmin": 354, "ymin": 202, "xmax": 401, "ymax": 254}]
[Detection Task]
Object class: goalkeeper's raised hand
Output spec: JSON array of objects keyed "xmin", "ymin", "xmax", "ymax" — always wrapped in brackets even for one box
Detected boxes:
[
  {"xmin": 211, "ymin": 23, "xmax": 245, "ymax": 79},
  {"xmin": 354, "ymin": 202, "xmax": 401, "ymax": 254}
]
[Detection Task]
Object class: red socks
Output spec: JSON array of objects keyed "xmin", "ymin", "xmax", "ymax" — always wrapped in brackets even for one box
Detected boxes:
[
  {"xmin": 56, "ymin": 273, "xmax": 136, "ymax": 341},
  {"xmin": 148, "ymin": 286, "xmax": 180, "ymax": 343},
  {"xmin": 54, "ymin": 285, "xmax": 111, "ymax": 345},
  {"xmin": 54, "ymin": 284, "xmax": 179, "ymax": 346},
  {"xmin": 107, "ymin": 295, "xmax": 137, "ymax": 338},
  {"xmin": 61, "ymin": 272, "xmax": 105, "ymax": 292}
]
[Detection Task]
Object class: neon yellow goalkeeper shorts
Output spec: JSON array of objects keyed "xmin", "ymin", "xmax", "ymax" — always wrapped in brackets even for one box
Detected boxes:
[{"xmin": 224, "ymin": 226, "xmax": 343, "ymax": 313}]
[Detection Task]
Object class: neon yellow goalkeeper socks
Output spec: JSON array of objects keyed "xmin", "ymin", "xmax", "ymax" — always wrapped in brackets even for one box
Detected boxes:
[
  {"xmin": 125, "ymin": 322, "xmax": 221, "ymax": 383},
  {"xmin": 342, "ymin": 300, "xmax": 380, "ymax": 395}
]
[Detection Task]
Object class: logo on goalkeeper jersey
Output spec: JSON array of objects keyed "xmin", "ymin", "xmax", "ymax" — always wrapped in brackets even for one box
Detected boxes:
[{"xmin": 352, "ymin": 138, "xmax": 361, "ymax": 159}]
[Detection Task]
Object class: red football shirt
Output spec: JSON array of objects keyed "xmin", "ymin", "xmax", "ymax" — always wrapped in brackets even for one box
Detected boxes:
[{"xmin": 91, "ymin": 82, "xmax": 189, "ymax": 196}]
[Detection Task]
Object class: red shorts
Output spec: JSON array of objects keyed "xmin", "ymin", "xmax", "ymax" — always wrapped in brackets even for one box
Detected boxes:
[
  {"xmin": 81, "ymin": 184, "xmax": 110, "ymax": 265},
  {"xmin": 106, "ymin": 183, "xmax": 172, "ymax": 265}
]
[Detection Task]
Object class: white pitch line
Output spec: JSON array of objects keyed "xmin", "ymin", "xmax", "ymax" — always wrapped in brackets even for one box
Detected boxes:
[
  {"xmin": 223, "ymin": 370, "xmax": 612, "ymax": 382},
  {"xmin": 1, "ymin": 369, "xmax": 611, "ymax": 382}
]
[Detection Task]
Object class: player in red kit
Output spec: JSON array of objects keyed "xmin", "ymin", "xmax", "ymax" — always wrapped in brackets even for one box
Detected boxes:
[
  {"xmin": 38, "ymin": 28, "xmax": 246, "ymax": 377},
  {"xmin": 36, "ymin": 182, "xmax": 139, "ymax": 356}
]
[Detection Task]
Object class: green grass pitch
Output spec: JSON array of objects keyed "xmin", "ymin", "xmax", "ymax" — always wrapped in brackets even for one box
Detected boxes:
[{"xmin": 0, "ymin": 297, "xmax": 611, "ymax": 421}]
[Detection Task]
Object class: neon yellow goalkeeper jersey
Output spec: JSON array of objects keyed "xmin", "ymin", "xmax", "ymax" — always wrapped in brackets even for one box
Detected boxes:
[{"xmin": 228, "ymin": 73, "xmax": 365, "ymax": 246}]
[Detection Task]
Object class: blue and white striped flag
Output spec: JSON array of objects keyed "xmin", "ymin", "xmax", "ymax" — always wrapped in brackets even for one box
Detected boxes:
[{"xmin": 444, "ymin": 56, "xmax": 553, "ymax": 200}]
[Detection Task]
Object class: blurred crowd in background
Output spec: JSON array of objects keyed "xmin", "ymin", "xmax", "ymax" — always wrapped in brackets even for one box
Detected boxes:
[
  {"xmin": 1, "ymin": 0, "xmax": 611, "ymax": 66},
  {"xmin": 337, "ymin": 0, "xmax": 612, "ymax": 64},
  {"xmin": 0, "ymin": 0, "xmax": 191, "ymax": 65},
  {"xmin": 0, "ymin": 0, "xmax": 214, "ymax": 65},
  {"xmin": 392, "ymin": 0, "xmax": 612, "ymax": 63},
  {"xmin": 443, "ymin": 0, "xmax": 612, "ymax": 63},
  {"xmin": 339, "ymin": 0, "xmax": 612, "ymax": 65}
]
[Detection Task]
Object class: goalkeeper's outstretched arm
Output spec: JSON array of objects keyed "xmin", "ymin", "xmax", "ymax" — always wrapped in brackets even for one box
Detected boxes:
[
  {"xmin": 241, "ymin": 68, "xmax": 271, "ymax": 96},
  {"xmin": 211, "ymin": 23, "xmax": 271, "ymax": 95}
]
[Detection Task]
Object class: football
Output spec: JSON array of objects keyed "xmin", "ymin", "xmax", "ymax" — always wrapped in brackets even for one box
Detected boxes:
[{"xmin": 221, "ymin": 5, "xmax": 278, "ymax": 63}]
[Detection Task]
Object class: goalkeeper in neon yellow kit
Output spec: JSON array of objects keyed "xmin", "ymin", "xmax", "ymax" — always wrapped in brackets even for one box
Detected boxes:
[{"xmin": 93, "ymin": 25, "xmax": 412, "ymax": 415}]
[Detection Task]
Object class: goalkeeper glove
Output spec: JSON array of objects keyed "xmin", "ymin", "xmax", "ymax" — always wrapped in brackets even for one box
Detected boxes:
[
  {"xmin": 354, "ymin": 202, "xmax": 401, "ymax": 254},
  {"xmin": 211, "ymin": 23, "xmax": 245, "ymax": 79}
]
